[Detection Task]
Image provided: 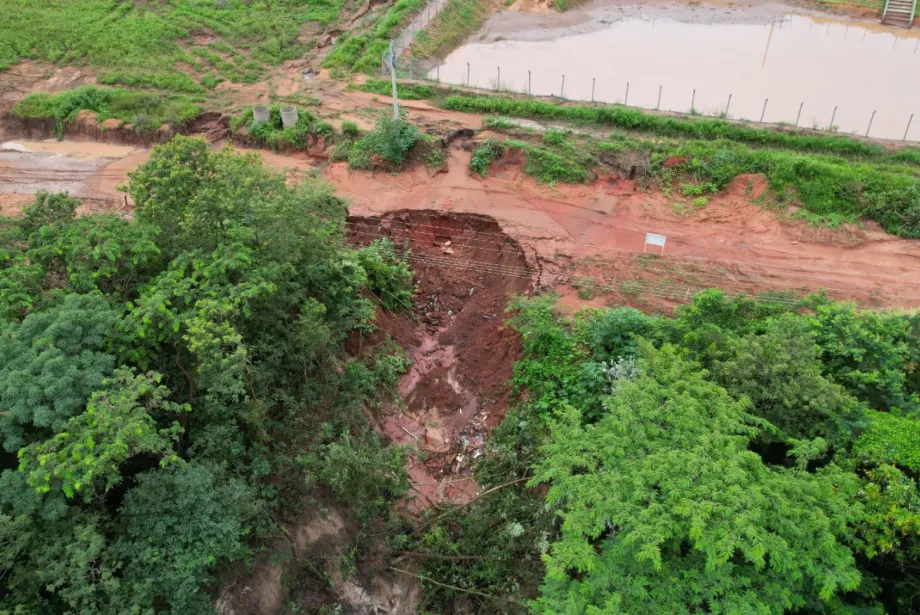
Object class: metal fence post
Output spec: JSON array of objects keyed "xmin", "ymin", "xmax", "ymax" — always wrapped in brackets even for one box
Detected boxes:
[
  {"xmin": 560, "ymin": 74, "xmax": 565, "ymax": 98},
  {"xmin": 905, "ymin": 114, "xmax": 914, "ymax": 141},
  {"xmin": 625, "ymin": 82, "xmax": 629, "ymax": 105},
  {"xmin": 794, "ymin": 102, "xmax": 803, "ymax": 127},
  {"xmin": 656, "ymin": 85, "xmax": 662, "ymax": 110},
  {"xmin": 725, "ymin": 93, "xmax": 732, "ymax": 117},
  {"xmin": 436, "ymin": 63, "xmax": 440, "ymax": 82},
  {"xmin": 409, "ymin": 61, "xmax": 413, "ymax": 80},
  {"xmin": 690, "ymin": 89, "xmax": 695, "ymax": 112},
  {"xmin": 528, "ymin": 70, "xmax": 531, "ymax": 95},
  {"xmin": 760, "ymin": 98, "xmax": 768, "ymax": 122},
  {"xmin": 866, "ymin": 110, "xmax": 876, "ymax": 137},
  {"xmin": 466, "ymin": 62, "xmax": 470, "ymax": 87},
  {"xmin": 829, "ymin": 106, "xmax": 837, "ymax": 130},
  {"xmin": 497, "ymin": 66, "xmax": 500, "ymax": 90},
  {"xmin": 592, "ymin": 77, "xmax": 595, "ymax": 102}
]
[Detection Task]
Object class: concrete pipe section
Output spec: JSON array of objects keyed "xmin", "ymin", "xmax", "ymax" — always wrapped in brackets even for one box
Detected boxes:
[
  {"xmin": 281, "ymin": 106, "xmax": 298, "ymax": 129},
  {"xmin": 253, "ymin": 105, "xmax": 270, "ymax": 125}
]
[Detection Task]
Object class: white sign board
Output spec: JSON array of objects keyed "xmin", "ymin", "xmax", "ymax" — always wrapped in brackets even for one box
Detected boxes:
[{"xmin": 644, "ymin": 233, "xmax": 666, "ymax": 253}]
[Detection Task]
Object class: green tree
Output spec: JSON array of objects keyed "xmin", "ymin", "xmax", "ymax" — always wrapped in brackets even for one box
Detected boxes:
[
  {"xmin": 0, "ymin": 294, "xmax": 118, "ymax": 451},
  {"xmin": 532, "ymin": 345, "xmax": 863, "ymax": 614},
  {"xmin": 114, "ymin": 463, "xmax": 251, "ymax": 615},
  {"xmin": 27, "ymin": 214, "xmax": 160, "ymax": 298},
  {"xmin": 713, "ymin": 315, "xmax": 867, "ymax": 447},
  {"xmin": 18, "ymin": 369, "xmax": 186, "ymax": 500}
]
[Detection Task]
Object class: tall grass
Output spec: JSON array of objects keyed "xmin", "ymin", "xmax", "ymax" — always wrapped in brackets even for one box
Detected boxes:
[
  {"xmin": 440, "ymin": 94, "xmax": 920, "ymax": 162},
  {"xmin": 12, "ymin": 87, "xmax": 203, "ymax": 133}
]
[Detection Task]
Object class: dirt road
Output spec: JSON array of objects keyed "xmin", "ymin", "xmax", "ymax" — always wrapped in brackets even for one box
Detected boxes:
[{"xmin": 2, "ymin": 130, "xmax": 919, "ymax": 308}]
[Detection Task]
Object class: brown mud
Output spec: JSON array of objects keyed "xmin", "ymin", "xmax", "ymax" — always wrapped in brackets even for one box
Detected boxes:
[{"xmin": 348, "ymin": 210, "xmax": 531, "ymax": 512}]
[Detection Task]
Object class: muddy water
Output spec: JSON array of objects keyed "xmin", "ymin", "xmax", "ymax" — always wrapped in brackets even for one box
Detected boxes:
[{"xmin": 433, "ymin": 4, "xmax": 920, "ymax": 140}]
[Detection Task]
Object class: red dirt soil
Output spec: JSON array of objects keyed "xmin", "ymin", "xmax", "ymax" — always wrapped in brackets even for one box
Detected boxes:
[{"xmin": 348, "ymin": 211, "xmax": 531, "ymax": 512}]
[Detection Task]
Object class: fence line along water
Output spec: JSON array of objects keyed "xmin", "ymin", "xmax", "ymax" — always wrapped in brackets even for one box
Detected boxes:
[{"xmin": 383, "ymin": 11, "xmax": 920, "ymax": 143}]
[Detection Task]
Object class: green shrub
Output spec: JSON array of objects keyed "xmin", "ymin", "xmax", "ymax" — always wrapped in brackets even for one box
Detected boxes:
[
  {"xmin": 348, "ymin": 114, "xmax": 420, "ymax": 168},
  {"xmin": 470, "ymin": 138, "xmax": 507, "ymax": 176},
  {"xmin": 341, "ymin": 120, "xmax": 360, "ymax": 137},
  {"xmin": 356, "ymin": 238, "xmax": 415, "ymax": 310}
]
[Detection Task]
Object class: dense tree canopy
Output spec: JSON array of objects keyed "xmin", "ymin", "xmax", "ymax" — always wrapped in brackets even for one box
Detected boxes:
[
  {"xmin": 0, "ymin": 137, "xmax": 413, "ymax": 613},
  {"xmin": 416, "ymin": 292, "xmax": 920, "ymax": 614}
]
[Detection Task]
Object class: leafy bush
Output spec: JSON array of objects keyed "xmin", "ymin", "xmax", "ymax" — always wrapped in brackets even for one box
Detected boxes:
[
  {"xmin": 348, "ymin": 114, "xmax": 420, "ymax": 168},
  {"xmin": 356, "ymin": 238, "xmax": 415, "ymax": 310},
  {"xmin": 470, "ymin": 138, "xmax": 507, "ymax": 176}
]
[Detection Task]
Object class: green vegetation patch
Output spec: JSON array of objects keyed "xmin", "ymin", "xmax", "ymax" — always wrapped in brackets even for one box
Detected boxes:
[
  {"xmin": 440, "ymin": 93, "xmax": 918, "ymax": 161},
  {"xmin": 470, "ymin": 131, "xmax": 592, "ymax": 184},
  {"xmin": 0, "ymin": 0, "xmax": 344, "ymax": 90},
  {"xmin": 231, "ymin": 105, "xmax": 333, "ymax": 151},
  {"xmin": 415, "ymin": 291, "xmax": 920, "ymax": 613},
  {"xmin": 12, "ymin": 87, "xmax": 203, "ymax": 133},
  {"xmin": 409, "ymin": 0, "xmax": 493, "ymax": 59},
  {"xmin": 346, "ymin": 113, "xmax": 421, "ymax": 170},
  {"xmin": 358, "ymin": 79, "xmax": 434, "ymax": 100},
  {"xmin": 323, "ymin": 0, "xmax": 425, "ymax": 73}
]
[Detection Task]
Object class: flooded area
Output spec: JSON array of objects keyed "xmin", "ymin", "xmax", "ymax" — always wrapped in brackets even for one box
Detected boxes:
[{"xmin": 432, "ymin": 1, "xmax": 920, "ymax": 140}]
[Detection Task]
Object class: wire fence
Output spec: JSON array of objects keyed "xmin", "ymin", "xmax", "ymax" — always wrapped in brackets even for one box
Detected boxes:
[{"xmin": 382, "ymin": 7, "xmax": 918, "ymax": 142}]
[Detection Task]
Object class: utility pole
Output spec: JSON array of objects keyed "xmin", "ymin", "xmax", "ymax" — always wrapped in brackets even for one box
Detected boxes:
[{"xmin": 389, "ymin": 41, "xmax": 399, "ymax": 119}]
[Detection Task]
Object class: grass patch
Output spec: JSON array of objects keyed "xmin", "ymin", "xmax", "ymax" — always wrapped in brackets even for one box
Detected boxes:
[
  {"xmin": 409, "ymin": 0, "xmax": 493, "ymax": 59},
  {"xmin": 358, "ymin": 79, "xmax": 434, "ymax": 100},
  {"xmin": 652, "ymin": 140, "xmax": 920, "ymax": 237},
  {"xmin": 439, "ymin": 94, "xmax": 919, "ymax": 162},
  {"xmin": 12, "ymin": 87, "xmax": 202, "ymax": 135},
  {"xmin": 323, "ymin": 0, "xmax": 425, "ymax": 73},
  {"xmin": 231, "ymin": 105, "xmax": 333, "ymax": 152},
  {"xmin": 0, "ymin": 0, "xmax": 344, "ymax": 91},
  {"xmin": 470, "ymin": 133, "xmax": 591, "ymax": 184}
]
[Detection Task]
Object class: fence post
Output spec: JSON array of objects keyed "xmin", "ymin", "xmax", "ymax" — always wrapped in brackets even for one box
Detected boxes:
[
  {"xmin": 436, "ymin": 64, "xmax": 440, "ymax": 83},
  {"xmin": 905, "ymin": 114, "xmax": 914, "ymax": 141},
  {"xmin": 690, "ymin": 89, "xmax": 695, "ymax": 113},
  {"xmin": 866, "ymin": 110, "xmax": 876, "ymax": 137},
  {"xmin": 466, "ymin": 62, "xmax": 470, "ymax": 87},
  {"xmin": 592, "ymin": 77, "xmax": 595, "ymax": 102},
  {"xmin": 560, "ymin": 74, "xmax": 565, "ymax": 98},
  {"xmin": 760, "ymin": 98, "xmax": 768, "ymax": 122},
  {"xmin": 625, "ymin": 82, "xmax": 629, "ymax": 105},
  {"xmin": 724, "ymin": 93, "xmax": 732, "ymax": 117},
  {"xmin": 656, "ymin": 85, "xmax": 662, "ymax": 110},
  {"xmin": 528, "ymin": 70, "xmax": 531, "ymax": 95},
  {"xmin": 497, "ymin": 66, "xmax": 500, "ymax": 90},
  {"xmin": 409, "ymin": 61, "xmax": 413, "ymax": 80},
  {"xmin": 829, "ymin": 106, "xmax": 837, "ymax": 131},
  {"xmin": 794, "ymin": 102, "xmax": 803, "ymax": 127}
]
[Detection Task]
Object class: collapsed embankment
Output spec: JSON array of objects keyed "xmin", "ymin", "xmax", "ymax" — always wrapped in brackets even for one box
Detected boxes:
[{"xmin": 348, "ymin": 210, "xmax": 533, "ymax": 511}]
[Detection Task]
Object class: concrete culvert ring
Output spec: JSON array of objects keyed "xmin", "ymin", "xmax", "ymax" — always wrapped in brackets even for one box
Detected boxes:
[{"xmin": 346, "ymin": 210, "xmax": 533, "ymax": 512}]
